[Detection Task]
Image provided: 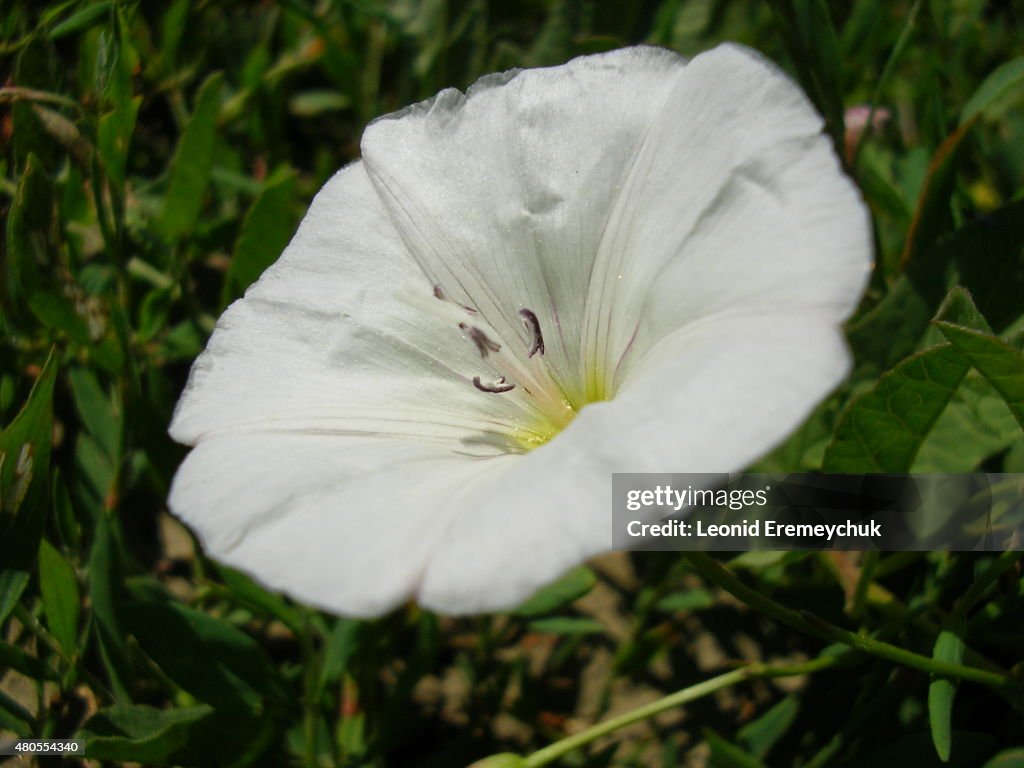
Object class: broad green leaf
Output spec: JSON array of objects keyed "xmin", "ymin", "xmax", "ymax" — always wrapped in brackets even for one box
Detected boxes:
[
  {"xmin": 123, "ymin": 583, "xmax": 274, "ymax": 713},
  {"xmin": 849, "ymin": 199, "xmax": 1024, "ymax": 373},
  {"xmin": 960, "ymin": 58, "xmax": 1024, "ymax": 125},
  {"xmin": 80, "ymin": 704, "xmax": 212, "ymax": 763},
  {"xmin": 737, "ymin": 695, "xmax": 800, "ymax": 760},
  {"xmin": 913, "ymin": 371, "xmax": 1022, "ymax": 471},
  {"xmin": 0, "ymin": 350, "xmax": 57, "ymax": 571},
  {"xmin": 935, "ymin": 323, "xmax": 1024, "ymax": 430},
  {"xmin": 828, "ymin": 287, "xmax": 994, "ymax": 471},
  {"xmin": 515, "ymin": 566, "xmax": 596, "ymax": 616},
  {"xmin": 983, "ymin": 748, "xmax": 1024, "ymax": 768},
  {"xmin": 224, "ymin": 166, "xmax": 298, "ymax": 300},
  {"xmin": 823, "ymin": 345, "xmax": 970, "ymax": 472},
  {"xmin": 0, "ymin": 570, "xmax": 29, "ymax": 626},
  {"xmin": 928, "ymin": 619, "xmax": 966, "ymax": 762},
  {"xmin": 157, "ymin": 72, "xmax": 223, "ymax": 243},
  {"xmin": 38, "ymin": 539, "xmax": 80, "ymax": 655},
  {"xmin": 526, "ymin": 617, "xmax": 604, "ymax": 635}
]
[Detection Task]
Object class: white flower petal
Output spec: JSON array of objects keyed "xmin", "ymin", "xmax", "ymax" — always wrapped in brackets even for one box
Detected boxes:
[
  {"xmin": 584, "ymin": 43, "xmax": 869, "ymax": 389},
  {"xmin": 169, "ymin": 161, "xmax": 545, "ymax": 451},
  {"xmin": 168, "ymin": 432, "xmax": 510, "ymax": 617},
  {"xmin": 419, "ymin": 312, "xmax": 850, "ymax": 614},
  {"xmin": 360, "ymin": 46, "xmax": 685, "ymax": 405}
]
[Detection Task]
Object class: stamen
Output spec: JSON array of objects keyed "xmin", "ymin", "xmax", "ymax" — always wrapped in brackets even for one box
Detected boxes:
[
  {"xmin": 519, "ymin": 308, "xmax": 545, "ymax": 358},
  {"xmin": 434, "ymin": 284, "xmax": 477, "ymax": 314},
  {"xmin": 460, "ymin": 323, "xmax": 501, "ymax": 358},
  {"xmin": 473, "ymin": 375, "xmax": 515, "ymax": 393}
]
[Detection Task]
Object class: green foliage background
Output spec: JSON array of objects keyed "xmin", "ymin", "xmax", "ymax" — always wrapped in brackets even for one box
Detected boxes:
[{"xmin": 2, "ymin": 1, "xmax": 1024, "ymax": 766}]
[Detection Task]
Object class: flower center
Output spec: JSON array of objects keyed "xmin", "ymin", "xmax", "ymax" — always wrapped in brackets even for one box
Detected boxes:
[{"xmin": 433, "ymin": 286, "xmax": 583, "ymax": 453}]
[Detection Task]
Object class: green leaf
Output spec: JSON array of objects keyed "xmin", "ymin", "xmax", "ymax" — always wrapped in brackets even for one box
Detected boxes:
[
  {"xmin": 983, "ymin": 748, "xmax": 1024, "ymax": 768},
  {"xmin": 80, "ymin": 704, "xmax": 212, "ymax": 763},
  {"xmin": 48, "ymin": 1, "xmax": 112, "ymax": 39},
  {"xmin": 88, "ymin": 514, "xmax": 132, "ymax": 701},
  {"xmin": 98, "ymin": 95, "xmax": 140, "ymax": 192},
  {"xmin": 0, "ymin": 689, "xmax": 33, "ymax": 737},
  {"xmin": 935, "ymin": 323, "xmax": 1024, "ymax": 430},
  {"xmin": 849, "ymin": 199, "xmax": 1024, "ymax": 373},
  {"xmin": 912, "ymin": 371, "xmax": 1022, "ymax": 471},
  {"xmin": 4, "ymin": 153, "xmax": 54, "ymax": 315},
  {"xmin": 960, "ymin": 57, "xmax": 1024, "ymax": 125},
  {"xmin": 0, "ymin": 570, "xmax": 29, "ymax": 626},
  {"xmin": 0, "ymin": 639, "xmax": 57, "ymax": 680},
  {"xmin": 736, "ymin": 695, "xmax": 800, "ymax": 760},
  {"xmin": 320, "ymin": 619, "xmax": 360, "ymax": 688},
  {"xmin": 526, "ymin": 617, "xmax": 604, "ymax": 635},
  {"xmin": 823, "ymin": 345, "xmax": 970, "ymax": 471},
  {"xmin": 514, "ymin": 566, "xmax": 596, "ymax": 616},
  {"xmin": 159, "ymin": 0, "xmax": 191, "ymax": 71},
  {"xmin": 0, "ymin": 350, "xmax": 57, "ymax": 571},
  {"xmin": 38, "ymin": 539, "xmax": 80, "ymax": 656},
  {"xmin": 68, "ymin": 367, "xmax": 121, "ymax": 462},
  {"xmin": 123, "ymin": 583, "xmax": 274, "ymax": 713},
  {"xmin": 654, "ymin": 588, "xmax": 715, "ymax": 613},
  {"xmin": 899, "ymin": 122, "xmax": 973, "ymax": 273},
  {"xmin": 157, "ymin": 72, "xmax": 223, "ymax": 243},
  {"xmin": 704, "ymin": 728, "xmax": 767, "ymax": 768},
  {"xmin": 792, "ymin": 0, "xmax": 845, "ymax": 148},
  {"xmin": 928, "ymin": 619, "xmax": 966, "ymax": 762},
  {"xmin": 216, "ymin": 564, "xmax": 303, "ymax": 634},
  {"xmin": 224, "ymin": 166, "xmax": 298, "ymax": 300}
]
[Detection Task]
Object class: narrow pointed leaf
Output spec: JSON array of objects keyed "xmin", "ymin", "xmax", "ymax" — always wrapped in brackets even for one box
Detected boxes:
[
  {"xmin": 960, "ymin": 58, "xmax": 1024, "ymax": 125},
  {"xmin": 38, "ymin": 539, "xmax": 80, "ymax": 655},
  {"xmin": 157, "ymin": 72, "xmax": 223, "ymax": 243},
  {"xmin": 928, "ymin": 619, "xmax": 966, "ymax": 762},
  {"xmin": 0, "ymin": 350, "xmax": 57, "ymax": 571}
]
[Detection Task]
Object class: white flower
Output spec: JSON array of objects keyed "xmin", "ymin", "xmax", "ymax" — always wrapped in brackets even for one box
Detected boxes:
[{"xmin": 168, "ymin": 44, "xmax": 871, "ymax": 617}]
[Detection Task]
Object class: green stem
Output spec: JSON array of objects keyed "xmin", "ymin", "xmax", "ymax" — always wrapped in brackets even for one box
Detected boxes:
[
  {"xmin": 523, "ymin": 654, "xmax": 843, "ymax": 768},
  {"xmin": 682, "ymin": 552, "xmax": 1016, "ymax": 691}
]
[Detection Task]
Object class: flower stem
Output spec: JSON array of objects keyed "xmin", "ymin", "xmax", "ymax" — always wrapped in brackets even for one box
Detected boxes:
[
  {"xmin": 682, "ymin": 552, "xmax": 1018, "ymax": 691},
  {"xmin": 523, "ymin": 654, "xmax": 843, "ymax": 768}
]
